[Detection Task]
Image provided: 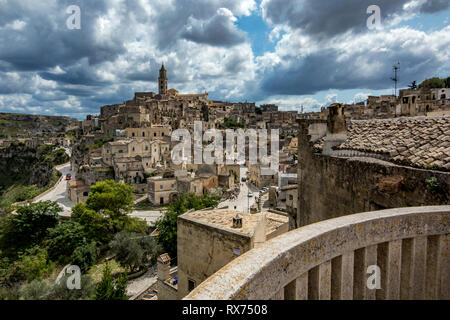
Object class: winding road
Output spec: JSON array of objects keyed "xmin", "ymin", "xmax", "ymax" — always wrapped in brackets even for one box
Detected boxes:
[{"xmin": 33, "ymin": 155, "xmax": 163, "ymax": 225}]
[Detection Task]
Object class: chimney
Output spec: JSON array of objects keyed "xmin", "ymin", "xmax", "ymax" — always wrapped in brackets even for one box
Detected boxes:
[
  {"xmin": 232, "ymin": 214, "xmax": 243, "ymax": 228},
  {"xmin": 157, "ymin": 253, "xmax": 171, "ymax": 281},
  {"xmin": 323, "ymin": 103, "xmax": 347, "ymax": 156}
]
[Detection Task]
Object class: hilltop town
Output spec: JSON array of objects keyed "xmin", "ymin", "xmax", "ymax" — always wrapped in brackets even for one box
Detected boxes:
[{"xmin": 0, "ymin": 66, "xmax": 449, "ymax": 301}]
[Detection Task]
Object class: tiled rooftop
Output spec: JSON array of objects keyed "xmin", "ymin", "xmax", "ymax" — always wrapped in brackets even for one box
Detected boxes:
[{"xmin": 314, "ymin": 116, "xmax": 450, "ymax": 170}]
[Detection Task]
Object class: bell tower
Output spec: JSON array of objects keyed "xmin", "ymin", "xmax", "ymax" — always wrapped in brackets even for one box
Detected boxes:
[{"xmin": 158, "ymin": 64, "xmax": 168, "ymax": 95}]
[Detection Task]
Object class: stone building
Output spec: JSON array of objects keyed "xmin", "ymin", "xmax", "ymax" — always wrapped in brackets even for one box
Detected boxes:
[
  {"xmin": 168, "ymin": 208, "xmax": 289, "ymax": 299},
  {"xmin": 67, "ymin": 180, "xmax": 90, "ymax": 204},
  {"xmin": 248, "ymin": 164, "xmax": 279, "ymax": 189},
  {"xmin": 176, "ymin": 176, "xmax": 204, "ymax": 196},
  {"xmin": 147, "ymin": 177, "xmax": 178, "ymax": 205},
  {"xmin": 125, "ymin": 125, "xmax": 172, "ymax": 140},
  {"xmin": 296, "ymin": 103, "xmax": 450, "ymax": 229}
]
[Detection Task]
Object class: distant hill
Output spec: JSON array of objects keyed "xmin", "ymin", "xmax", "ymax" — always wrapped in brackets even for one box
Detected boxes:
[{"xmin": 0, "ymin": 113, "xmax": 79, "ymax": 137}]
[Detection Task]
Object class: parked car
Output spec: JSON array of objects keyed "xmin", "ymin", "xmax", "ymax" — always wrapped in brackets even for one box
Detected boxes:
[
  {"xmin": 241, "ymin": 177, "xmax": 247, "ymax": 182},
  {"xmin": 247, "ymin": 192, "xmax": 254, "ymax": 197},
  {"xmin": 65, "ymin": 174, "xmax": 72, "ymax": 180}
]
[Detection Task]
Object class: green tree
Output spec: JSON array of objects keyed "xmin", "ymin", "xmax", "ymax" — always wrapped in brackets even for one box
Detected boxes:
[
  {"xmin": 71, "ymin": 242, "xmax": 98, "ymax": 273},
  {"xmin": 19, "ymin": 275, "xmax": 95, "ymax": 300},
  {"xmin": 45, "ymin": 221, "xmax": 90, "ymax": 263},
  {"xmin": 445, "ymin": 77, "xmax": 450, "ymax": 88},
  {"xmin": 155, "ymin": 192, "xmax": 220, "ymax": 257},
  {"xmin": 0, "ymin": 201, "xmax": 61, "ymax": 256},
  {"xmin": 86, "ymin": 180, "xmax": 135, "ymax": 216},
  {"xmin": 418, "ymin": 77, "xmax": 446, "ymax": 89},
  {"xmin": 48, "ymin": 274, "xmax": 95, "ymax": 300},
  {"xmin": 0, "ymin": 200, "xmax": 12, "ymax": 217},
  {"xmin": 408, "ymin": 80, "xmax": 417, "ymax": 90},
  {"xmin": 94, "ymin": 264, "xmax": 128, "ymax": 300},
  {"xmin": 71, "ymin": 180, "xmax": 145, "ymax": 243},
  {"xmin": 110, "ymin": 232, "xmax": 161, "ymax": 272},
  {"xmin": 17, "ymin": 247, "xmax": 54, "ymax": 282}
]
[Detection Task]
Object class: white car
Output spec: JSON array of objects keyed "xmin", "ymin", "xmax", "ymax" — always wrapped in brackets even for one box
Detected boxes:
[{"xmin": 248, "ymin": 192, "xmax": 254, "ymax": 197}]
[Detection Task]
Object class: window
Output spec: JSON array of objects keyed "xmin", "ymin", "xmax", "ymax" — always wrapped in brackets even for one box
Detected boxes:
[
  {"xmin": 119, "ymin": 150, "xmax": 123, "ymax": 153},
  {"xmin": 289, "ymin": 195, "xmax": 294, "ymax": 201},
  {"xmin": 142, "ymin": 132, "xmax": 145, "ymax": 137},
  {"xmin": 132, "ymin": 147, "xmax": 135, "ymax": 152},
  {"xmin": 188, "ymin": 280, "xmax": 196, "ymax": 292},
  {"xmin": 132, "ymin": 132, "xmax": 135, "ymax": 137},
  {"xmin": 162, "ymin": 132, "xmax": 165, "ymax": 137},
  {"xmin": 171, "ymin": 184, "xmax": 174, "ymax": 189},
  {"xmin": 160, "ymin": 185, "xmax": 163, "ymax": 190},
  {"xmin": 154, "ymin": 133, "xmax": 157, "ymax": 137},
  {"xmin": 83, "ymin": 192, "xmax": 89, "ymax": 197},
  {"xmin": 194, "ymin": 186, "xmax": 197, "ymax": 193},
  {"xmin": 145, "ymin": 146, "xmax": 149, "ymax": 151}
]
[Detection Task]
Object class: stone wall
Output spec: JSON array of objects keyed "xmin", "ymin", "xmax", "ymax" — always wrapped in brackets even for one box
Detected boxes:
[
  {"xmin": 185, "ymin": 206, "xmax": 450, "ymax": 300},
  {"xmin": 177, "ymin": 216, "xmax": 253, "ymax": 299},
  {"xmin": 296, "ymin": 120, "xmax": 450, "ymax": 228}
]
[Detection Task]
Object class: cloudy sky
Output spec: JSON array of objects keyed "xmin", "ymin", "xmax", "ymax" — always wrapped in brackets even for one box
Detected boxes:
[{"xmin": 0, "ymin": 0, "xmax": 449, "ymax": 119}]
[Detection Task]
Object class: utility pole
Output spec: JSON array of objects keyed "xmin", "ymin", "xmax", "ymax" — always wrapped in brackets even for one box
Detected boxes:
[{"xmin": 391, "ymin": 62, "xmax": 400, "ymax": 97}]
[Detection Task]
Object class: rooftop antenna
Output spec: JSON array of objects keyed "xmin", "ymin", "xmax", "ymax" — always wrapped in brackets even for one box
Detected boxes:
[{"xmin": 391, "ymin": 61, "xmax": 400, "ymax": 97}]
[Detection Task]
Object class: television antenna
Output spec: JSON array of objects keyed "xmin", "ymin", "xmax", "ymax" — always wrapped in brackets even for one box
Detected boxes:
[{"xmin": 391, "ymin": 62, "xmax": 400, "ymax": 97}]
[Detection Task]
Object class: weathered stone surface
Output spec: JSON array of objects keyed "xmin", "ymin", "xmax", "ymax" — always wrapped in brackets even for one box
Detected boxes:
[{"xmin": 184, "ymin": 206, "xmax": 450, "ymax": 300}]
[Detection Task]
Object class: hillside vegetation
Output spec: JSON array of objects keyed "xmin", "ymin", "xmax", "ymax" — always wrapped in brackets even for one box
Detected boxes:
[
  {"xmin": 0, "ymin": 113, "xmax": 79, "ymax": 138},
  {"xmin": 0, "ymin": 143, "xmax": 69, "ymax": 203}
]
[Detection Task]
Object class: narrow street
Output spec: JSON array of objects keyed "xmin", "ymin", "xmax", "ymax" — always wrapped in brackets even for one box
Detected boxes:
[
  {"xmin": 34, "ymin": 163, "xmax": 75, "ymax": 217},
  {"xmin": 219, "ymin": 166, "xmax": 263, "ymax": 213}
]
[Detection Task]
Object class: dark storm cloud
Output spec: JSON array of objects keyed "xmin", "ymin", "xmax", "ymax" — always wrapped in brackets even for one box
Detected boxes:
[
  {"xmin": 151, "ymin": 0, "xmax": 252, "ymax": 49},
  {"xmin": 0, "ymin": 0, "xmax": 125, "ymax": 71},
  {"xmin": 261, "ymin": 0, "xmax": 449, "ymax": 39},
  {"xmin": 419, "ymin": 0, "xmax": 450, "ymax": 13},
  {"xmin": 39, "ymin": 59, "xmax": 112, "ymax": 86},
  {"xmin": 181, "ymin": 9, "xmax": 247, "ymax": 47},
  {"xmin": 260, "ymin": 45, "xmax": 445, "ymax": 96}
]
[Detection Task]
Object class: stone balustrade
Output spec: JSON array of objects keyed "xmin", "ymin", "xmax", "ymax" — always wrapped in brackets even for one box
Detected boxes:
[{"xmin": 185, "ymin": 206, "xmax": 449, "ymax": 300}]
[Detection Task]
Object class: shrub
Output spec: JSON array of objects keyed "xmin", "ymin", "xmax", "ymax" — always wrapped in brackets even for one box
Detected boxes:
[
  {"xmin": 71, "ymin": 242, "xmax": 97, "ymax": 273},
  {"xmin": 110, "ymin": 232, "xmax": 161, "ymax": 272},
  {"xmin": 17, "ymin": 247, "xmax": 54, "ymax": 282},
  {"xmin": 94, "ymin": 264, "xmax": 127, "ymax": 300}
]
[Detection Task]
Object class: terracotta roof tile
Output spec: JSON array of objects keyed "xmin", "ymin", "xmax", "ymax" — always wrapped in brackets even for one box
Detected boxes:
[{"xmin": 315, "ymin": 116, "xmax": 450, "ymax": 170}]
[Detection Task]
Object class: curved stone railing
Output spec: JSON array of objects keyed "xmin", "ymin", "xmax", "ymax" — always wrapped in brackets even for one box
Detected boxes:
[{"xmin": 185, "ymin": 206, "xmax": 449, "ymax": 300}]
